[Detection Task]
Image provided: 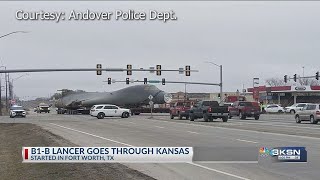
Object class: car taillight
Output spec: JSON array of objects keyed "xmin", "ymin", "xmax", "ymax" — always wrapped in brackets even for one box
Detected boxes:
[
  {"xmin": 208, "ymin": 107, "xmax": 212, "ymax": 112},
  {"xmin": 316, "ymin": 111, "xmax": 320, "ymax": 115}
]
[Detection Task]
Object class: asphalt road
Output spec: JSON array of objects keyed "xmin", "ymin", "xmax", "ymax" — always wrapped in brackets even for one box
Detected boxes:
[{"xmin": 1, "ymin": 113, "xmax": 320, "ymax": 180}]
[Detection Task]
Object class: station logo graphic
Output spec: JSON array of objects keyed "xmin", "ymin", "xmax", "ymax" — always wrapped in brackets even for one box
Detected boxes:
[{"xmin": 259, "ymin": 147, "xmax": 307, "ymax": 163}]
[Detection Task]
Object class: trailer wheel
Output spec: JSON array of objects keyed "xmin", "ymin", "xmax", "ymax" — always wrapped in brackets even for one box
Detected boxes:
[{"xmin": 97, "ymin": 113, "xmax": 105, "ymax": 119}]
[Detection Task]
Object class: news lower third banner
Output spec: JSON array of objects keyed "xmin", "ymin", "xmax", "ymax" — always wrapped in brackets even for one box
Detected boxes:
[
  {"xmin": 22, "ymin": 147, "xmax": 193, "ymax": 163},
  {"xmin": 22, "ymin": 146, "xmax": 307, "ymax": 163}
]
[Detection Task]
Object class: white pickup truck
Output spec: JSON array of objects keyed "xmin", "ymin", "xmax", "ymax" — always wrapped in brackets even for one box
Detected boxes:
[{"xmin": 90, "ymin": 104, "xmax": 131, "ymax": 119}]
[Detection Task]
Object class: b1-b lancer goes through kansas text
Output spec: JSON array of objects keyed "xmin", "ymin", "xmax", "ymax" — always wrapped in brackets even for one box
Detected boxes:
[{"xmin": 55, "ymin": 85, "xmax": 172, "ymax": 115}]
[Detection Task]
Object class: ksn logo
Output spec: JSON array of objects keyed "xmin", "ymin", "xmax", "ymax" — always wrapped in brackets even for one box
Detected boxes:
[{"xmin": 295, "ymin": 86, "xmax": 306, "ymax": 91}]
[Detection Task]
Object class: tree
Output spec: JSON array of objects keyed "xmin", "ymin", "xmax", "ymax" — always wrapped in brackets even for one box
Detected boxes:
[
  {"xmin": 265, "ymin": 78, "xmax": 285, "ymax": 87},
  {"xmin": 299, "ymin": 78, "xmax": 320, "ymax": 86}
]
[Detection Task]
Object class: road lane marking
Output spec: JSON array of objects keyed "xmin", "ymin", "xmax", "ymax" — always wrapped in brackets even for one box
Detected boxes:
[
  {"xmin": 127, "ymin": 122, "xmax": 136, "ymax": 125},
  {"xmin": 145, "ymin": 118, "xmax": 320, "ymax": 140},
  {"xmin": 49, "ymin": 123, "xmax": 134, "ymax": 147},
  {"xmin": 236, "ymin": 139, "xmax": 258, "ymax": 144},
  {"xmin": 187, "ymin": 162, "xmax": 251, "ymax": 180},
  {"xmin": 154, "ymin": 126, "xmax": 165, "ymax": 129},
  {"xmin": 49, "ymin": 123, "xmax": 251, "ymax": 180},
  {"xmin": 187, "ymin": 131, "xmax": 200, "ymax": 134},
  {"xmin": 194, "ymin": 161, "xmax": 258, "ymax": 164}
]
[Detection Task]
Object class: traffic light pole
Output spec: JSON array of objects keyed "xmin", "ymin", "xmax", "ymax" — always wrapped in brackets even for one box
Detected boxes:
[
  {"xmin": 0, "ymin": 68, "xmax": 199, "ymax": 74},
  {"xmin": 105, "ymin": 80, "xmax": 220, "ymax": 86}
]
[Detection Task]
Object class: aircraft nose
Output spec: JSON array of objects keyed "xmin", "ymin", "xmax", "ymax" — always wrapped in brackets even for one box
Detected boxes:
[{"xmin": 153, "ymin": 91, "xmax": 172, "ymax": 104}]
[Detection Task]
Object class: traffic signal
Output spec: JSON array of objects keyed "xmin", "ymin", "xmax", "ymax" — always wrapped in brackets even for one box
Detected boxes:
[
  {"xmin": 162, "ymin": 78, "xmax": 165, "ymax": 85},
  {"xmin": 293, "ymin": 74, "xmax": 297, "ymax": 82},
  {"xmin": 218, "ymin": 93, "xmax": 221, "ymax": 98},
  {"xmin": 144, "ymin": 78, "xmax": 148, "ymax": 84},
  {"xmin": 316, "ymin": 72, "xmax": 319, "ymax": 80},
  {"xmin": 156, "ymin": 65, "xmax": 161, "ymax": 76},
  {"xmin": 126, "ymin": 78, "xmax": 129, "ymax": 84},
  {"xmin": 107, "ymin": 78, "xmax": 111, "ymax": 84},
  {"xmin": 284, "ymin": 75, "xmax": 287, "ymax": 83},
  {"xmin": 185, "ymin": 65, "xmax": 190, "ymax": 76},
  {"xmin": 96, "ymin": 64, "xmax": 102, "ymax": 75},
  {"xmin": 127, "ymin": 64, "xmax": 132, "ymax": 75}
]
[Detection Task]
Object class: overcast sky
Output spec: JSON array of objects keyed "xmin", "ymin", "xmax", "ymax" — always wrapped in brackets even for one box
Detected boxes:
[{"xmin": 1, "ymin": 1, "xmax": 320, "ymax": 99}]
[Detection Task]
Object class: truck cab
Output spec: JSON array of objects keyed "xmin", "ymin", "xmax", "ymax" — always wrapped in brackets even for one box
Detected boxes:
[{"xmin": 170, "ymin": 101, "xmax": 191, "ymax": 120}]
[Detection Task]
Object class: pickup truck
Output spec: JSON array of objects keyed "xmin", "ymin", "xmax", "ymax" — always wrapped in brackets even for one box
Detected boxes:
[
  {"xmin": 170, "ymin": 101, "xmax": 191, "ymax": 120},
  {"xmin": 189, "ymin": 100, "xmax": 229, "ymax": 122},
  {"xmin": 229, "ymin": 101, "xmax": 260, "ymax": 120}
]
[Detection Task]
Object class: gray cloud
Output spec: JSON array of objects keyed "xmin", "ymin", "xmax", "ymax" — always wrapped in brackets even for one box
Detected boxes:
[{"xmin": 0, "ymin": 1, "xmax": 320, "ymax": 99}]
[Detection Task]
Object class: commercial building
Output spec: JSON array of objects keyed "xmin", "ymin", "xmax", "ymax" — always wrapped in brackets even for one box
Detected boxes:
[{"xmin": 247, "ymin": 85, "xmax": 320, "ymax": 106}]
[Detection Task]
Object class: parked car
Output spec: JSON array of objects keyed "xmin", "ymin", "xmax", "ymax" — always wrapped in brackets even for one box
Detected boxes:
[
  {"xmin": 189, "ymin": 100, "xmax": 229, "ymax": 122},
  {"xmin": 170, "ymin": 101, "xmax": 191, "ymax": 120},
  {"xmin": 295, "ymin": 103, "xmax": 320, "ymax": 124},
  {"xmin": 265, "ymin": 104, "xmax": 284, "ymax": 113},
  {"xmin": 90, "ymin": 104, "xmax": 131, "ymax": 119},
  {"xmin": 10, "ymin": 105, "xmax": 26, "ymax": 118},
  {"xmin": 229, "ymin": 101, "xmax": 261, "ymax": 120},
  {"xmin": 284, "ymin": 103, "xmax": 308, "ymax": 114}
]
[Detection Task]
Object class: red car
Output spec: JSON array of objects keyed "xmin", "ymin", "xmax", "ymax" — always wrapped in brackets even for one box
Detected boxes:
[
  {"xmin": 229, "ymin": 101, "xmax": 261, "ymax": 120},
  {"xmin": 170, "ymin": 101, "xmax": 191, "ymax": 120}
]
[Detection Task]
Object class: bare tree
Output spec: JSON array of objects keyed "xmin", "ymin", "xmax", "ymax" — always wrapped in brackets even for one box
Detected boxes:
[
  {"xmin": 265, "ymin": 78, "xmax": 285, "ymax": 87},
  {"xmin": 299, "ymin": 78, "xmax": 320, "ymax": 86}
]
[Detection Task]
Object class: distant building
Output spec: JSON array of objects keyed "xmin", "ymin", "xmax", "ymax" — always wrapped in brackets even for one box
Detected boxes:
[{"xmin": 247, "ymin": 85, "xmax": 320, "ymax": 106}]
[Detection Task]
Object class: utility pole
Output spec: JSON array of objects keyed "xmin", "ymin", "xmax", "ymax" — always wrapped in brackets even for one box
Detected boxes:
[
  {"xmin": 184, "ymin": 83, "xmax": 187, "ymax": 101},
  {"xmin": 220, "ymin": 65, "xmax": 223, "ymax": 103},
  {"xmin": 0, "ymin": 75, "xmax": 2, "ymax": 116},
  {"xmin": 5, "ymin": 71, "xmax": 8, "ymax": 110}
]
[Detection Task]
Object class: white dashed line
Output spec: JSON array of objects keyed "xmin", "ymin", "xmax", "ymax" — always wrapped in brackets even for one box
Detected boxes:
[
  {"xmin": 236, "ymin": 139, "xmax": 258, "ymax": 144},
  {"xmin": 49, "ymin": 123, "xmax": 251, "ymax": 180},
  {"xmin": 187, "ymin": 131, "xmax": 200, "ymax": 134}
]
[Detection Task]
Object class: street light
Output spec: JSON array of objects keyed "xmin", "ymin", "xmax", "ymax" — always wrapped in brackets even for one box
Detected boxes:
[
  {"xmin": 0, "ymin": 31, "xmax": 29, "ymax": 113},
  {"xmin": 10, "ymin": 73, "xmax": 29, "ymax": 100},
  {"xmin": 0, "ymin": 31, "xmax": 29, "ymax": 39},
  {"xmin": 204, "ymin": 61, "xmax": 223, "ymax": 103}
]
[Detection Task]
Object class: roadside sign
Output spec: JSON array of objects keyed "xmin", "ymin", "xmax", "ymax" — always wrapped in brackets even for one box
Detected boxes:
[
  {"xmin": 164, "ymin": 93, "xmax": 172, "ymax": 103},
  {"xmin": 149, "ymin": 67, "xmax": 155, "ymax": 73},
  {"xmin": 149, "ymin": 80, "xmax": 160, "ymax": 83},
  {"xmin": 149, "ymin": 101, "xmax": 154, "ymax": 106},
  {"xmin": 179, "ymin": 68, "xmax": 184, "ymax": 74},
  {"xmin": 148, "ymin": 95, "xmax": 153, "ymax": 100}
]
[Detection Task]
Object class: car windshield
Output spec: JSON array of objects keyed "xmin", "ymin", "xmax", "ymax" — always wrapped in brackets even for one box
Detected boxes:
[
  {"xmin": 177, "ymin": 102, "xmax": 191, "ymax": 107},
  {"xmin": 202, "ymin": 101, "xmax": 218, "ymax": 106},
  {"xmin": 239, "ymin": 102, "xmax": 253, "ymax": 106},
  {"xmin": 10, "ymin": 106, "xmax": 24, "ymax": 110}
]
